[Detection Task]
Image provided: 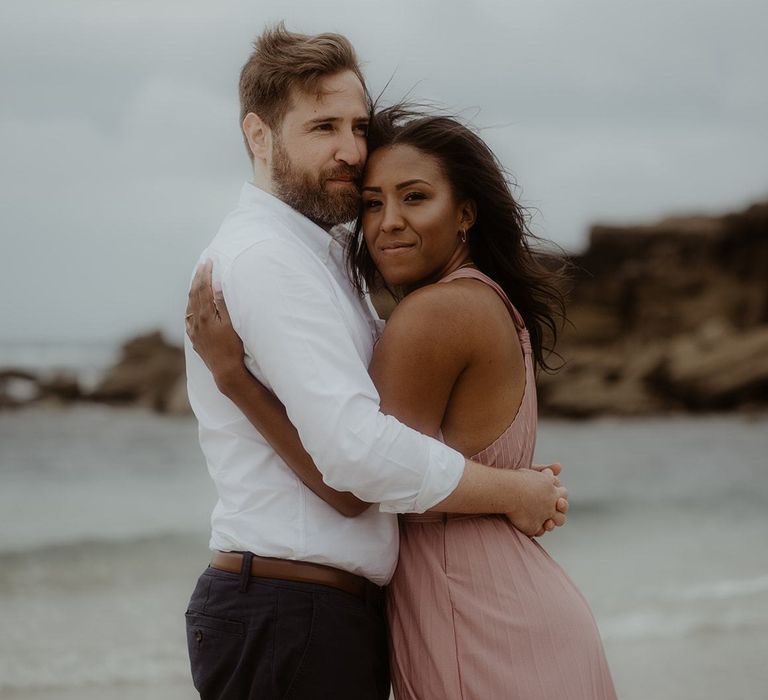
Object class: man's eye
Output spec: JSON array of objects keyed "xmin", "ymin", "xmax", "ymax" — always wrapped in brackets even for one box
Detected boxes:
[
  {"xmin": 314, "ymin": 123, "xmax": 334, "ymax": 132},
  {"xmin": 354, "ymin": 124, "xmax": 369, "ymax": 136}
]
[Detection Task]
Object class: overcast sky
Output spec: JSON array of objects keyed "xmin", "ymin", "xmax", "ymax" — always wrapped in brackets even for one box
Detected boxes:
[{"xmin": 2, "ymin": 0, "xmax": 766, "ymax": 343}]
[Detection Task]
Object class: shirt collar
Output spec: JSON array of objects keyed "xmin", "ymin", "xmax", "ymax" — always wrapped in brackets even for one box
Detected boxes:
[{"xmin": 238, "ymin": 182, "xmax": 352, "ymax": 263}]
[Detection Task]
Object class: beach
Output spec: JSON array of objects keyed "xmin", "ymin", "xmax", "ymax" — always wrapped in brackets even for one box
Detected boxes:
[{"xmin": 1, "ymin": 406, "xmax": 767, "ymax": 699}]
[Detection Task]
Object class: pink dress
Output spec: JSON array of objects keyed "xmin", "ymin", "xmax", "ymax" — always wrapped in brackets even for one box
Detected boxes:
[{"xmin": 387, "ymin": 268, "xmax": 617, "ymax": 700}]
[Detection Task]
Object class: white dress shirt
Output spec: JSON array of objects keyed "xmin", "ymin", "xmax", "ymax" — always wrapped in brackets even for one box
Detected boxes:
[{"xmin": 186, "ymin": 183, "xmax": 465, "ymax": 584}]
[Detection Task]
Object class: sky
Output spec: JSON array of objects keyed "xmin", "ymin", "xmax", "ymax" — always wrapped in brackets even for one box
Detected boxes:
[{"xmin": 1, "ymin": 0, "xmax": 766, "ymax": 344}]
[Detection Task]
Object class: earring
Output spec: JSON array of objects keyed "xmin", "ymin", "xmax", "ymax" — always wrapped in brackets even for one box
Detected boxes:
[{"xmin": 459, "ymin": 228, "xmax": 467, "ymax": 243}]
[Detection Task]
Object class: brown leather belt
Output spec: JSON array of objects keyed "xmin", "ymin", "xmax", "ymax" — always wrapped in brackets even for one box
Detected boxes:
[{"xmin": 210, "ymin": 551, "xmax": 368, "ymax": 600}]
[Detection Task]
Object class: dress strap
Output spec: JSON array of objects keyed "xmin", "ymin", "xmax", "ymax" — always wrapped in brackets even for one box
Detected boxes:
[{"xmin": 438, "ymin": 267, "xmax": 529, "ymax": 336}]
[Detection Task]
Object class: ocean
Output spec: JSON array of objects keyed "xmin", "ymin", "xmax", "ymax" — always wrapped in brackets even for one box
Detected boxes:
[{"xmin": 1, "ymin": 406, "xmax": 767, "ymax": 699}]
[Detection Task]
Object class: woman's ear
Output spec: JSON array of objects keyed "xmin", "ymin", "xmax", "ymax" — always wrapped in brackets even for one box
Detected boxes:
[
  {"xmin": 460, "ymin": 199, "xmax": 477, "ymax": 231},
  {"xmin": 242, "ymin": 112, "xmax": 272, "ymax": 162}
]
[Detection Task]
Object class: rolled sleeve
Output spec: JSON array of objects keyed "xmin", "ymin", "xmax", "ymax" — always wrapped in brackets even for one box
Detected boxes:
[
  {"xmin": 379, "ymin": 438, "xmax": 466, "ymax": 513},
  {"xmin": 222, "ymin": 237, "xmax": 465, "ymax": 513}
]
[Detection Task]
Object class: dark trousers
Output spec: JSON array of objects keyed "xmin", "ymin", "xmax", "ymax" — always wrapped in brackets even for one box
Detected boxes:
[{"xmin": 185, "ymin": 562, "xmax": 390, "ymax": 700}]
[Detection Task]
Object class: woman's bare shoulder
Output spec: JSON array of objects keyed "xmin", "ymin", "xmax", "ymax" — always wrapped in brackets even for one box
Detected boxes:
[
  {"xmin": 388, "ymin": 278, "xmax": 495, "ymax": 324},
  {"xmin": 387, "ymin": 278, "xmax": 508, "ymax": 335},
  {"xmin": 377, "ymin": 279, "xmax": 509, "ymax": 371},
  {"xmin": 374, "ymin": 283, "xmax": 474, "ymax": 369}
]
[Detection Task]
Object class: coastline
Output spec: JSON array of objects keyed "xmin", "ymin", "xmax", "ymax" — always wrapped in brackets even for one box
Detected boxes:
[{"xmin": 1, "ymin": 407, "xmax": 767, "ymax": 698}]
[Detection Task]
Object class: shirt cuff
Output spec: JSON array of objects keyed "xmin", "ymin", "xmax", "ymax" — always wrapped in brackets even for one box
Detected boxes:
[{"xmin": 378, "ymin": 441, "xmax": 466, "ymax": 514}]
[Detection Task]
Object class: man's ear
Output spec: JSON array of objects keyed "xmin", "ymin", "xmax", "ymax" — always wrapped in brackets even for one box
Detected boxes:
[{"xmin": 242, "ymin": 112, "xmax": 271, "ymax": 162}]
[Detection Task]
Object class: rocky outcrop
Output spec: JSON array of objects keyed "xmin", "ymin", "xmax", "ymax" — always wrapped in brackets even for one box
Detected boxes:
[
  {"xmin": 0, "ymin": 369, "xmax": 41, "ymax": 408},
  {"xmin": 0, "ymin": 334, "xmax": 191, "ymax": 414},
  {"xmin": 165, "ymin": 375, "xmax": 193, "ymax": 416},
  {"xmin": 90, "ymin": 331, "xmax": 190, "ymax": 414},
  {"xmin": 539, "ymin": 200, "xmax": 768, "ymax": 416},
  {"xmin": 4, "ymin": 202, "xmax": 764, "ymax": 418},
  {"xmin": 0, "ymin": 369, "xmax": 83, "ymax": 409},
  {"xmin": 39, "ymin": 371, "xmax": 83, "ymax": 402},
  {"xmin": 650, "ymin": 323, "xmax": 768, "ymax": 409},
  {"xmin": 537, "ymin": 344, "xmax": 673, "ymax": 418}
]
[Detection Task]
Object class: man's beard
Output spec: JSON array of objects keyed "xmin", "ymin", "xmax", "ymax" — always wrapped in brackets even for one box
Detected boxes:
[{"xmin": 271, "ymin": 137, "xmax": 362, "ymax": 227}]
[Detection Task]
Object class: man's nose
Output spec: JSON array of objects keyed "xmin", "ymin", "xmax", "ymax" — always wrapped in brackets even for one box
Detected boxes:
[{"xmin": 334, "ymin": 130, "xmax": 364, "ymax": 166}]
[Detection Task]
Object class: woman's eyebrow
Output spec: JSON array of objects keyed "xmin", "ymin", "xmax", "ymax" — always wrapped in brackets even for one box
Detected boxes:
[
  {"xmin": 395, "ymin": 179, "xmax": 429, "ymax": 190},
  {"xmin": 362, "ymin": 179, "xmax": 430, "ymax": 193}
]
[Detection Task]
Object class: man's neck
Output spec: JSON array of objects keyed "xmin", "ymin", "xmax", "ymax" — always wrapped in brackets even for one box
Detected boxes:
[{"xmin": 251, "ymin": 166, "xmax": 272, "ymax": 194}]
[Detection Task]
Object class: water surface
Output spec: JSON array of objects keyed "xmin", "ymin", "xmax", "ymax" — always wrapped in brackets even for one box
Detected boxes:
[{"xmin": 1, "ymin": 408, "xmax": 766, "ymax": 699}]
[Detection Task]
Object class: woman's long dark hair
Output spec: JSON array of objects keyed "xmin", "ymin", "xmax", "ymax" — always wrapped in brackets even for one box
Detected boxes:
[{"xmin": 348, "ymin": 105, "xmax": 568, "ymax": 372}]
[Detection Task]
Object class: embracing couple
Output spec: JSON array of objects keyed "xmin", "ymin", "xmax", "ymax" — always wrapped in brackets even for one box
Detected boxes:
[{"xmin": 183, "ymin": 23, "xmax": 616, "ymax": 700}]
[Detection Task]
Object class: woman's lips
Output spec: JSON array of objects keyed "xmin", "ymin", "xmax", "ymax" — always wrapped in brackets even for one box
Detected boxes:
[{"xmin": 379, "ymin": 243, "xmax": 415, "ymax": 256}]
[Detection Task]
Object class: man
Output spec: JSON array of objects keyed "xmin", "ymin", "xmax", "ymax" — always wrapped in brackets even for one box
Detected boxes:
[{"xmin": 184, "ymin": 24, "xmax": 567, "ymax": 700}]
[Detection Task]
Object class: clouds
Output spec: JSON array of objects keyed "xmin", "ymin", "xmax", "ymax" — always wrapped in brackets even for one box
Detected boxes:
[{"xmin": 1, "ymin": 0, "xmax": 766, "ymax": 342}]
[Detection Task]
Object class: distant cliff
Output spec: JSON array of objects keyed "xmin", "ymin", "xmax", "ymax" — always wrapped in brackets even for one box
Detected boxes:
[{"xmin": 538, "ymin": 201, "xmax": 768, "ymax": 416}]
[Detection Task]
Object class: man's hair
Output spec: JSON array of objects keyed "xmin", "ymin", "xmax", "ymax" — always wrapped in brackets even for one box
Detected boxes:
[{"xmin": 239, "ymin": 23, "xmax": 368, "ymax": 158}]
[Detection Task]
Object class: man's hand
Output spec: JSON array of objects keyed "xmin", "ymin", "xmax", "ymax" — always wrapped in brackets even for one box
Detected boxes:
[{"xmin": 506, "ymin": 467, "xmax": 569, "ymax": 538}]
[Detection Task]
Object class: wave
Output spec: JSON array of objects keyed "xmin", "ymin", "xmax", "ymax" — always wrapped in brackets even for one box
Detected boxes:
[
  {"xmin": 601, "ymin": 605, "xmax": 768, "ymax": 641},
  {"xmin": 665, "ymin": 574, "xmax": 768, "ymax": 601},
  {"xmin": 0, "ymin": 528, "xmax": 209, "ymax": 561},
  {"xmin": 0, "ymin": 643, "xmax": 190, "ymax": 693},
  {"xmin": 600, "ymin": 574, "xmax": 768, "ymax": 641}
]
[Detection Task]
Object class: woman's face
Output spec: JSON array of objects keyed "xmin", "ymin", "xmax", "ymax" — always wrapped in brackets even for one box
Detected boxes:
[{"xmin": 361, "ymin": 144, "xmax": 472, "ymax": 288}]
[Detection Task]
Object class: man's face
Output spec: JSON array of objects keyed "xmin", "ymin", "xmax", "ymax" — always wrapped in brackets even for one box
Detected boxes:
[{"xmin": 270, "ymin": 70, "xmax": 369, "ymax": 228}]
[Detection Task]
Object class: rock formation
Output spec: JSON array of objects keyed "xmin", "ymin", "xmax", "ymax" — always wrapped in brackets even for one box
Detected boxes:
[
  {"xmin": 538, "ymin": 200, "xmax": 768, "ymax": 416},
  {"xmin": 3, "ymin": 201, "xmax": 765, "ymax": 417},
  {"xmin": 0, "ymin": 369, "xmax": 41, "ymax": 409},
  {"xmin": 91, "ymin": 331, "xmax": 190, "ymax": 413}
]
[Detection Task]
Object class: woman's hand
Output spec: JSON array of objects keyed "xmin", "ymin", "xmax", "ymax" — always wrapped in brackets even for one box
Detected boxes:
[
  {"xmin": 530, "ymin": 462, "xmax": 568, "ymax": 536},
  {"xmin": 503, "ymin": 465, "xmax": 568, "ymax": 538},
  {"xmin": 186, "ymin": 260, "xmax": 247, "ymax": 393}
]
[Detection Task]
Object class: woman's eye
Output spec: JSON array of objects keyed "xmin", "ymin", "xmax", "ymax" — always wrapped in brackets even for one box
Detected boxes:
[
  {"xmin": 404, "ymin": 192, "xmax": 426, "ymax": 202},
  {"xmin": 354, "ymin": 124, "xmax": 369, "ymax": 136},
  {"xmin": 363, "ymin": 199, "xmax": 382, "ymax": 209}
]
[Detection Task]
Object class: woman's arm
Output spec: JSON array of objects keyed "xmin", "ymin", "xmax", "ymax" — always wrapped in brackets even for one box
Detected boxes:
[
  {"xmin": 186, "ymin": 262, "xmax": 370, "ymax": 518},
  {"xmin": 368, "ymin": 287, "xmax": 466, "ymax": 439},
  {"xmin": 215, "ymin": 366, "xmax": 370, "ymax": 517},
  {"xmin": 369, "ymin": 281, "xmax": 565, "ymax": 532}
]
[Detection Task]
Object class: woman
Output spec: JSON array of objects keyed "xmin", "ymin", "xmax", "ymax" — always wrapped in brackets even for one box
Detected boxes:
[{"xmin": 187, "ymin": 107, "xmax": 616, "ymax": 699}]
